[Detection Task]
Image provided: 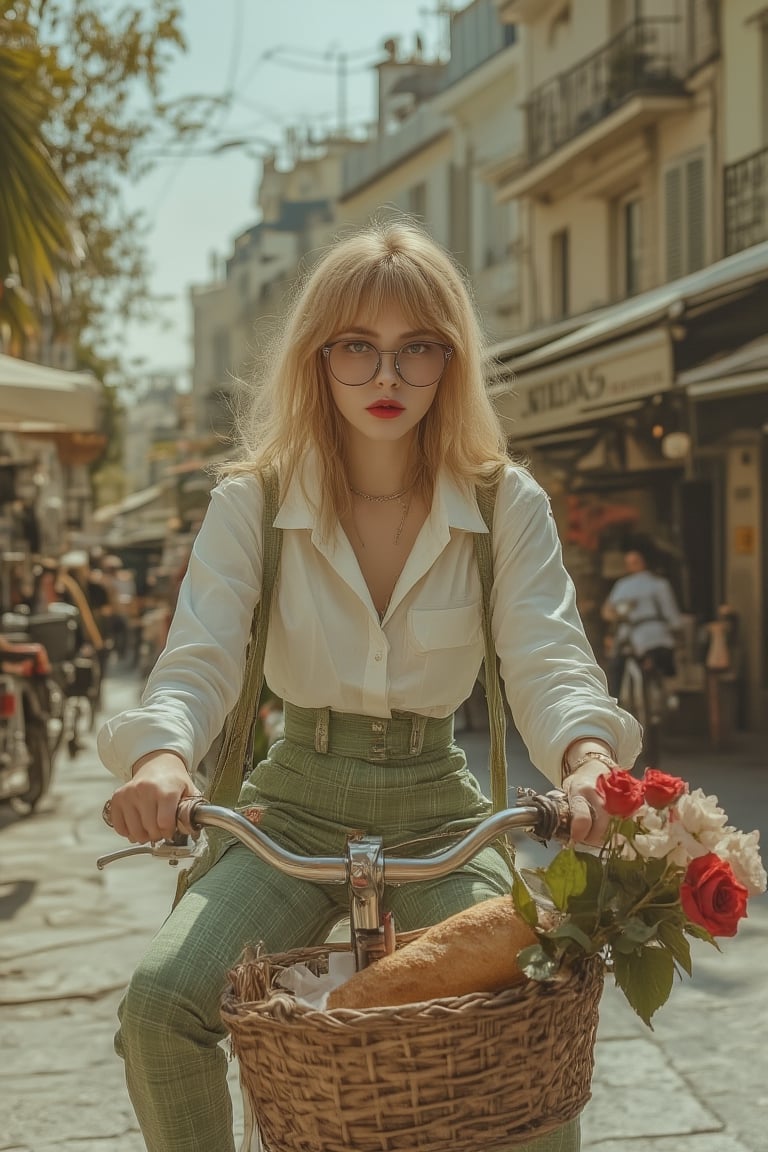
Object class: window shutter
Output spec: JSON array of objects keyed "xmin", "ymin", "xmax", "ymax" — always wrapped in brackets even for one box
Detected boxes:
[
  {"xmin": 686, "ymin": 155, "xmax": 706, "ymax": 273},
  {"xmin": 665, "ymin": 167, "xmax": 683, "ymax": 281}
]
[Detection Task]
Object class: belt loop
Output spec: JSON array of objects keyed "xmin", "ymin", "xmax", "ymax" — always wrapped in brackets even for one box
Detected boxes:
[
  {"xmin": 409, "ymin": 714, "xmax": 427, "ymax": 755},
  {"xmin": 314, "ymin": 707, "xmax": 330, "ymax": 754},
  {"xmin": 369, "ymin": 717, "xmax": 388, "ymax": 761}
]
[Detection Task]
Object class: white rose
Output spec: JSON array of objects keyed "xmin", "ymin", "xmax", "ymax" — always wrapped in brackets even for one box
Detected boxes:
[
  {"xmin": 674, "ymin": 789, "xmax": 729, "ymax": 849},
  {"xmin": 714, "ymin": 828, "xmax": 767, "ymax": 897}
]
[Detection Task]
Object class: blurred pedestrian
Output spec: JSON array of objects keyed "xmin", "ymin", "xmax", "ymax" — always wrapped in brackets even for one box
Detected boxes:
[{"xmin": 601, "ymin": 544, "xmax": 682, "ymax": 697}]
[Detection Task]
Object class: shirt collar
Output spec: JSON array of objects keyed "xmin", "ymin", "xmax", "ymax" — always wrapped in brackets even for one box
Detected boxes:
[{"xmin": 273, "ymin": 452, "xmax": 489, "ymax": 535}]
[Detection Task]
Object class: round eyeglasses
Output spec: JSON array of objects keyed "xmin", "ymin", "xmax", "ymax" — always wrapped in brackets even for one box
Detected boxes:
[{"xmin": 321, "ymin": 339, "xmax": 453, "ymax": 388}]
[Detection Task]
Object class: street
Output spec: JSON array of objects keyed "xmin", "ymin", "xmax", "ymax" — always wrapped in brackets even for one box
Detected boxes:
[{"xmin": 0, "ymin": 668, "xmax": 766, "ymax": 1151}]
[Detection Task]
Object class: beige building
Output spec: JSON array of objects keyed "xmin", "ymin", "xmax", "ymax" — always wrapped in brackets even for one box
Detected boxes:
[
  {"xmin": 337, "ymin": 0, "xmax": 524, "ymax": 343},
  {"xmin": 190, "ymin": 140, "xmax": 350, "ymax": 438},
  {"xmin": 495, "ymin": 0, "xmax": 720, "ymax": 324},
  {"xmin": 491, "ymin": 0, "xmax": 768, "ymax": 734}
]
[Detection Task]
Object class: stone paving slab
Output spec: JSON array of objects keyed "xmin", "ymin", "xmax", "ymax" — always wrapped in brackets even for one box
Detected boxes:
[
  {"xmin": 585, "ymin": 1137, "xmax": 751, "ymax": 1152},
  {"xmin": 581, "ymin": 1037, "xmax": 722, "ymax": 1145}
]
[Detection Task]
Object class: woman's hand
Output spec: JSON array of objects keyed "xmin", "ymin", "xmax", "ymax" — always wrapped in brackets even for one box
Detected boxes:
[
  {"xmin": 107, "ymin": 751, "xmax": 200, "ymax": 844},
  {"xmin": 561, "ymin": 758, "xmax": 613, "ymax": 848}
]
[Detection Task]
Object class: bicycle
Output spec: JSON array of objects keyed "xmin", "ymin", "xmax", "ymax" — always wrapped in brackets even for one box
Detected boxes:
[
  {"xmin": 97, "ymin": 789, "xmax": 604, "ymax": 1152},
  {"xmin": 611, "ymin": 602, "xmax": 667, "ymax": 766}
]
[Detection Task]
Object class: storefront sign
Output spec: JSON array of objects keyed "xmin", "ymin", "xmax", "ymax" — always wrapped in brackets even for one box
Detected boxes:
[{"xmin": 493, "ymin": 329, "xmax": 673, "ymax": 437}]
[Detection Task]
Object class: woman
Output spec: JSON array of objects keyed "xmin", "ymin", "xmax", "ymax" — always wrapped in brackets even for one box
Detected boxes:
[{"xmin": 99, "ymin": 220, "xmax": 641, "ymax": 1152}]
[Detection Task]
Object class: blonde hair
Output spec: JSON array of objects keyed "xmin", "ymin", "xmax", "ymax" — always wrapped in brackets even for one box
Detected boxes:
[{"xmin": 222, "ymin": 218, "xmax": 510, "ymax": 535}]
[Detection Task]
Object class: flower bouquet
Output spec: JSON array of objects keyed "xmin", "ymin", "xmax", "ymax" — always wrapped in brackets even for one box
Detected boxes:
[{"xmin": 513, "ymin": 767, "xmax": 767, "ymax": 1026}]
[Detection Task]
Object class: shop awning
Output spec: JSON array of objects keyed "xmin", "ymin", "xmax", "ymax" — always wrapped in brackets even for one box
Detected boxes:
[
  {"xmin": 0, "ymin": 353, "xmax": 103, "ymax": 432},
  {"xmin": 678, "ymin": 335, "xmax": 768, "ymax": 398},
  {"xmin": 491, "ymin": 239, "xmax": 768, "ymax": 373}
]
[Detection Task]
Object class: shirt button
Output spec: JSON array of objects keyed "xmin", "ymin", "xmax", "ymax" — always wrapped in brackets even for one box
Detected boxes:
[{"xmin": 374, "ymin": 651, "xmax": 383, "ymax": 662}]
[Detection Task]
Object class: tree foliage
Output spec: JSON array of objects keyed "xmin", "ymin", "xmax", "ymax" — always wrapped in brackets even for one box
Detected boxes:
[
  {"xmin": 0, "ymin": 19, "xmax": 77, "ymax": 343},
  {"xmin": 0, "ymin": 1, "xmax": 221, "ymax": 374}
]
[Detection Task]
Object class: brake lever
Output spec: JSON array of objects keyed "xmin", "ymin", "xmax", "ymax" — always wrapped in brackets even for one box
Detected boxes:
[{"xmin": 96, "ymin": 832, "xmax": 198, "ymax": 870}]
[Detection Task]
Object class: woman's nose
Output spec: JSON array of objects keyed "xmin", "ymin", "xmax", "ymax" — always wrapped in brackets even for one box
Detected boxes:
[{"xmin": 376, "ymin": 350, "xmax": 400, "ymax": 386}]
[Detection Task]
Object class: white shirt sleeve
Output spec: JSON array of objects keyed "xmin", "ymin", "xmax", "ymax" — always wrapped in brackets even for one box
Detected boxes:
[
  {"xmin": 97, "ymin": 475, "xmax": 264, "ymax": 781},
  {"xmin": 491, "ymin": 468, "xmax": 642, "ymax": 783}
]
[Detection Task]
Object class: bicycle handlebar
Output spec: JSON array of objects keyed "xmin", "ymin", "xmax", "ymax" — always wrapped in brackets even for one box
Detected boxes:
[{"xmin": 96, "ymin": 788, "xmax": 571, "ymax": 878}]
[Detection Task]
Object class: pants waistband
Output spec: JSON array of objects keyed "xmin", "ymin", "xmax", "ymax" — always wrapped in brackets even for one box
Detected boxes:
[{"xmin": 282, "ymin": 704, "xmax": 454, "ymax": 762}]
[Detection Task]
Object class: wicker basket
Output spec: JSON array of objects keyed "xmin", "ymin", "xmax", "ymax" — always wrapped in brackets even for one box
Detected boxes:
[{"xmin": 222, "ymin": 940, "xmax": 604, "ymax": 1152}]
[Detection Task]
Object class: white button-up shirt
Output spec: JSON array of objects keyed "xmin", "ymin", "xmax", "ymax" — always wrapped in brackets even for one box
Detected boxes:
[{"xmin": 98, "ymin": 460, "xmax": 641, "ymax": 785}]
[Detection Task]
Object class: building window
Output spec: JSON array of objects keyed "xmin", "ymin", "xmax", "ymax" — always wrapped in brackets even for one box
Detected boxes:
[
  {"xmin": 664, "ymin": 153, "xmax": 706, "ymax": 281},
  {"xmin": 482, "ymin": 185, "xmax": 513, "ymax": 268},
  {"xmin": 621, "ymin": 196, "xmax": 643, "ymax": 297},
  {"xmin": 551, "ymin": 228, "xmax": 570, "ymax": 319}
]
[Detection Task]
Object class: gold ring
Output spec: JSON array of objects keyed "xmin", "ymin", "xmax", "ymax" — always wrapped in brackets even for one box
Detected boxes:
[{"xmin": 102, "ymin": 798, "xmax": 114, "ymax": 828}]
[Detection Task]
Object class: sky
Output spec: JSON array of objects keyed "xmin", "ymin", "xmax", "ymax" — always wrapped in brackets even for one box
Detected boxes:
[{"xmin": 122, "ymin": 0, "xmax": 448, "ymax": 386}]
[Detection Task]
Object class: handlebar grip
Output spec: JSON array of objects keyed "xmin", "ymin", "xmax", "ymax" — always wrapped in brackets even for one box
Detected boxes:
[
  {"xmin": 177, "ymin": 796, "xmax": 206, "ymax": 838},
  {"xmin": 517, "ymin": 787, "xmax": 571, "ymax": 844}
]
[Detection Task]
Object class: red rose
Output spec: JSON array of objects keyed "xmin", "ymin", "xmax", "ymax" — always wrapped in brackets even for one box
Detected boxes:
[
  {"xmin": 643, "ymin": 768, "xmax": 687, "ymax": 809},
  {"xmin": 681, "ymin": 853, "xmax": 749, "ymax": 937},
  {"xmin": 596, "ymin": 769, "xmax": 645, "ymax": 817}
]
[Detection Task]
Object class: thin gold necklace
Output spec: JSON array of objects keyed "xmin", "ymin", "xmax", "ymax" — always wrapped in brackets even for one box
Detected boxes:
[
  {"xmin": 350, "ymin": 482, "xmax": 414, "ymax": 503},
  {"xmin": 350, "ymin": 484, "xmax": 414, "ymax": 547}
]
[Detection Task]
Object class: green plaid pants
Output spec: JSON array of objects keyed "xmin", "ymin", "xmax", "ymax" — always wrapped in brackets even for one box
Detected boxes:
[{"xmin": 116, "ymin": 706, "xmax": 580, "ymax": 1152}]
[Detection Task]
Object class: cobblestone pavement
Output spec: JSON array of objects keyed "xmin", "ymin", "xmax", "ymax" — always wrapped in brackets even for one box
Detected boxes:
[{"xmin": 0, "ymin": 670, "xmax": 765, "ymax": 1151}]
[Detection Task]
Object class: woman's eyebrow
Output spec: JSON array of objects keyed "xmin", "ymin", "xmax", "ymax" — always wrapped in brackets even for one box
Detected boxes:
[{"xmin": 336, "ymin": 327, "xmax": 436, "ymax": 340}]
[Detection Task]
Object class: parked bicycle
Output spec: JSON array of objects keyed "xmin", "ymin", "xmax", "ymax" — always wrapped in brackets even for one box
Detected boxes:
[
  {"xmin": 610, "ymin": 600, "xmax": 668, "ymax": 765},
  {"xmin": 98, "ymin": 789, "xmax": 600, "ymax": 1152}
]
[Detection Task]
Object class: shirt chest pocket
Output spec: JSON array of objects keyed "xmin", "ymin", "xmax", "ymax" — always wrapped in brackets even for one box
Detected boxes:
[{"xmin": 408, "ymin": 602, "xmax": 482, "ymax": 653}]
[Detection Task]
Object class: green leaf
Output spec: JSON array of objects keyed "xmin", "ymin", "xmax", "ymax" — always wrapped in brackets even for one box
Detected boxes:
[
  {"xmin": 612, "ymin": 946, "xmax": 675, "ymax": 1027},
  {"xmin": 656, "ymin": 920, "xmax": 693, "ymax": 976},
  {"xmin": 547, "ymin": 920, "xmax": 596, "ymax": 953},
  {"xmin": 684, "ymin": 921, "xmax": 720, "ymax": 949},
  {"xmin": 511, "ymin": 871, "xmax": 539, "ymax": 928},
  {"xmin": 517, "ymin": 944, "xmax": 560, "ymax": 981},
  {"xmin": 605, "ymin": 857, "xmax": 653, "ymax": 898},
  {"xmin": 542, "ymin": 848, "xmax": 588, "ymax": 912},
  {"xmin": 620, "ymin": 917, "xmax": 659, "ymax": 944}
]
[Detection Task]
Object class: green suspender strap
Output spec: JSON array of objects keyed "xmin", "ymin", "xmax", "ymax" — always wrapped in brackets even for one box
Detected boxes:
[
  {"xmin": 172, "ymin": 465, "xmax": 283, "ymax": 907},
  {"xmin": 206, "ymin": 464, "xmax": 283, "ymax": 808},
  {"xmin": 473, "ymin": 478, "xmax": 507, "ymax": 815}
]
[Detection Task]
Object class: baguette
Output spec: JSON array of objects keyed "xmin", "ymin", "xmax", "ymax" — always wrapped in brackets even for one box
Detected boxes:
[{"xmin": 327, "ymin": 895, "xmax": 537, "ymax": 1010}]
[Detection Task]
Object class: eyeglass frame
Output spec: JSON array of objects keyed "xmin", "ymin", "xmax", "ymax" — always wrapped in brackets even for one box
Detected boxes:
[{"xmin": 321, "ymin": 339, "xmax": 454, "ymax": 388}]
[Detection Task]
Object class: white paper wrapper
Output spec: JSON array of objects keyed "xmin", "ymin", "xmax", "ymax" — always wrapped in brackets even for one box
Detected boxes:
[{"xmin": 274, "ymin": 951, "xmax": 358, "ymax": 1011}]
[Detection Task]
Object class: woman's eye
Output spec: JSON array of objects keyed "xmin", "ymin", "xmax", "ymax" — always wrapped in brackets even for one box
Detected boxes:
[
  {"xmin": 403, "ymin": 342, "xmax": 429, "ymax": 355},
  {"xmin": 345, "ymin": 341, "xmax": 374, "ymax": 354}
]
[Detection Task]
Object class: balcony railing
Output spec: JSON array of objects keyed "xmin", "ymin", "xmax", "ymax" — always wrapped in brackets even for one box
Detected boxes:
[
  {"xmin": 525, "ymin": 14, "xmax": 713, "ymax": 167},
  {"xmin": 724, "ymin": 145, "xmax": 768, "ymax": 257}
]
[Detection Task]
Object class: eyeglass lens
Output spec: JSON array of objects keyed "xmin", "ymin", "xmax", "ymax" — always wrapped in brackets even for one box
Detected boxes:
[{"xmin": 327, "ymin": 341, "xmax": 448, "ymax": 387}]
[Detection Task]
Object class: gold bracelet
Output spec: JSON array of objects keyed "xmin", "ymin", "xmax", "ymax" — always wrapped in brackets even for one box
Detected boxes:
[{"xmin": 563, "ymin": 750, "xmax": 618, "ymax": 778}]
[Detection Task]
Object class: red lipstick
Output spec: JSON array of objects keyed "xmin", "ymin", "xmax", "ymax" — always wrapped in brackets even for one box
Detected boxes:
[{"xmin": 367, "ymin": 399, "xmax": 404, "ymax": 419}]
